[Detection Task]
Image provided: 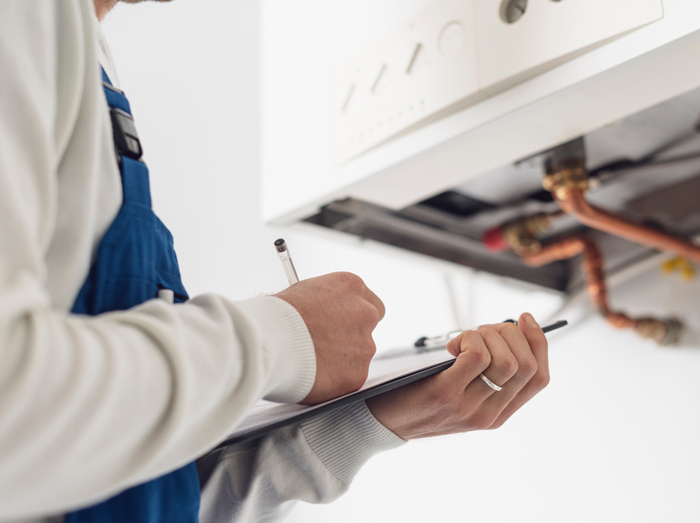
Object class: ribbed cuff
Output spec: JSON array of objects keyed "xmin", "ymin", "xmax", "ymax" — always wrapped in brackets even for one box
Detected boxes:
[
  {"xmin": 236, "ymin": 295, "xmax": 316, "ymax": 404},
  {"xmin": 301, "ymin": 401, "xmax": 406, "ymax": 485}
]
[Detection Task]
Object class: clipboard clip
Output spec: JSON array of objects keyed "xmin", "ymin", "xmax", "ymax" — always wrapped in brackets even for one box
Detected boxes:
[
  {"xmin": 413, "ymin": 330, "xmax": 461, "ymax": 350},
  {"xmin": 413, "ymin": 319, "xmax": 518, "ymax": 351}
]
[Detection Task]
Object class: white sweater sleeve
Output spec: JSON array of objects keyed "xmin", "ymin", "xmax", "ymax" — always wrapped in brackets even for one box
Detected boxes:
[
  {"xmin": 198, "ymin": 402, "xmax": 406, "ymax": 523},
  {"xmin": 0, "ymin": 2, "xmax": 316, "ymax": 519}
]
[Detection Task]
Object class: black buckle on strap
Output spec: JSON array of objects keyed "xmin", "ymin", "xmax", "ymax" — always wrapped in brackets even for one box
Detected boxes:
[{"xmin": 110, "ymin": 108, "xmax": 143, "ymax": 161}]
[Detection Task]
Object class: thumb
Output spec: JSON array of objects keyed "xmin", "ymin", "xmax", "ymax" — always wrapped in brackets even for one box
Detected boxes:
[{"xmin": 446, "ymin": 332, "xmax": 465, "ymax": 358}]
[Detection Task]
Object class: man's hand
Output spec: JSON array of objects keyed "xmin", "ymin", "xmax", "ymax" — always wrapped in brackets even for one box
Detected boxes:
[
  {"xmin": 275, "ymin": 272, "xmax": 385, "ymax": 405},
  {"xmin": 366, "ymin": 313, "xmax": 549, "ymax": 440}
]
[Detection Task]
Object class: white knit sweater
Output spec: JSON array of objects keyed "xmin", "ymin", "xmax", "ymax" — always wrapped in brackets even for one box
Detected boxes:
[{"xmin": 0, "ymin": 1, "xmax": 403, "ymax": 521}]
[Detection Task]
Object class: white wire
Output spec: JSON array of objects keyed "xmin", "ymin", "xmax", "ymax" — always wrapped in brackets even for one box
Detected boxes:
[
  {"xmin": 443, "ymin": 272, "xmax": 463, "ymax": 332},
  {"xmin": 442, "ymin": 269, "xmax": 477, "ymax": 331}
]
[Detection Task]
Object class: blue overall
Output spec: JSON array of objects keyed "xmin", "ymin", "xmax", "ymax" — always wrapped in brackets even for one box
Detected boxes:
[{"xmin": 66, "ymin": 70, "xmax": 201, "ymax": 522}]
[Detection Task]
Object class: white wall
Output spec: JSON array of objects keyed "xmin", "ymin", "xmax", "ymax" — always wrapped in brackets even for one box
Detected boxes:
[
  {"xmin": 103, "ymin": 2, "xmax": 700, "ymax": 522},
  {"xmin": 101, "ymin": 0, "xmax": 458, "ymax": 352}
]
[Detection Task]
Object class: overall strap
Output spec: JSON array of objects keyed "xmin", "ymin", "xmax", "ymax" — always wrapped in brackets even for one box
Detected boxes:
[
  {"xmin": 66, "ymin": 69, "xmax": 200, "ymax": 523},
  {"xmin": 102, "ymin": 69, "xmax": 152, "ymax": 209}
]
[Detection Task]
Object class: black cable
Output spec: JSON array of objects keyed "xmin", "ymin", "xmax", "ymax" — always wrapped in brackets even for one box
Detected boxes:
[{"xmin": 590, "ymin": 149, "xmax": 700, "ymax": 183}]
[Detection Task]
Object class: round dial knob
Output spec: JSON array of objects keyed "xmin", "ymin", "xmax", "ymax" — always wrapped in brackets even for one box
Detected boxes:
[{"xmin": 500, "ymin": 0, "xmax": 528, "ymax": 24}]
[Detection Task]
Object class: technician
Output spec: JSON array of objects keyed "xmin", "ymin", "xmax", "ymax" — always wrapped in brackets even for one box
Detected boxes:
[{"xmin": 0, "ymin": 1, "xmax": 550, "ymax": 522}]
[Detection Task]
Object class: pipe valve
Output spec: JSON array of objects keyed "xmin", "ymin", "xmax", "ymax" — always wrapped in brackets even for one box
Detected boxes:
[
  {"xmin": 634, "ymin": 317, "xmax": 684, "ymax": 346},
  {"xmin": 483, "ymin": 212, "xmax": 556, "ymax": 256},
  {"xmin": 542, "ymin": 160, "xmax": 589, "ymax": 200}
]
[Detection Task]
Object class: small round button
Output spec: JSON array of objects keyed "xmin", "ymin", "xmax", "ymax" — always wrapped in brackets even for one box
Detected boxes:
[{"xmin": 438, "ymin": 21, "xmax": 465, "ymax": 57}]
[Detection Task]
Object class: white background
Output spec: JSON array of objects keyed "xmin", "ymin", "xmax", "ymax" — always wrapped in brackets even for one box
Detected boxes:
[{"xmin": 103, "ymin": 1, "xmax": 700, "ymax": 521}]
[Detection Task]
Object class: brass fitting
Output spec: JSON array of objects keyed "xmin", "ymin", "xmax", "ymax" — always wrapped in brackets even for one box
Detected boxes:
[
  {"xmin": 542, "ymin": 159, "xmax": 589, "ymax": 200},
  {"xmin": 502, "ymin": 213, "xmax": 554, "ymax": 256},
  {"xmin": 634, "ymin": 317, "xmax": 684, "ymax": 346}
]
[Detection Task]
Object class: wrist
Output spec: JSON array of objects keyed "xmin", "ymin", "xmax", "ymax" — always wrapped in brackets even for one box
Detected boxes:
[{"xmin": 365, "ymin": 392, "xmax": 412, "ymax": 441}]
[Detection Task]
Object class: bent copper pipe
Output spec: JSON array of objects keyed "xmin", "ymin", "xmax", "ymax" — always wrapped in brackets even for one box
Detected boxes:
[
  {"xmin": 556, "ymin": 189, "xmax": 700, "ymax": 263},
  {"xmin": 523, "ymin": 236, "xmax": 637, "ymax": 329}
]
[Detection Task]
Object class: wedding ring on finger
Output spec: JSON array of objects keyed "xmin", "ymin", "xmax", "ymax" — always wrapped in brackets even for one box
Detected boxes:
[{"xmin": 479, "ymin": 373, "xmax": 503, "ymax": 392}]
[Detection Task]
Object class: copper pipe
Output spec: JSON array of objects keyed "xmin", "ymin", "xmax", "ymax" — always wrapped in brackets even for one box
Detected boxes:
[
  {"xmin": 521, "ymin": 236, "xmax": 586, "ymax": 266},
  {"xmin": 556, "ymin": 188, "xmax": 700, "ymax": 263},
  {"xmin": 528, "ymin": 139, "xmax": 686, "ymax": 343},
  {"xmin": 523, "ymin": 235, "xmax": 683, "ymax": 343},
  {"xmin": 523, "ymin": 236, "xmax": 636, "ymax": 329}
]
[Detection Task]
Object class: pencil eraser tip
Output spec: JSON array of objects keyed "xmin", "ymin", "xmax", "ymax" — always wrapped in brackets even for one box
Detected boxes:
[{"xmin": 274, "ymin": 238, "xmax": 287, "ymax": 252}]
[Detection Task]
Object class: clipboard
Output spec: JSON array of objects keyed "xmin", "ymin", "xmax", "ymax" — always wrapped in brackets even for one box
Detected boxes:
[{"xmin": 215, "ymin": 320, "xmax": 567, "ymax": 449}]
